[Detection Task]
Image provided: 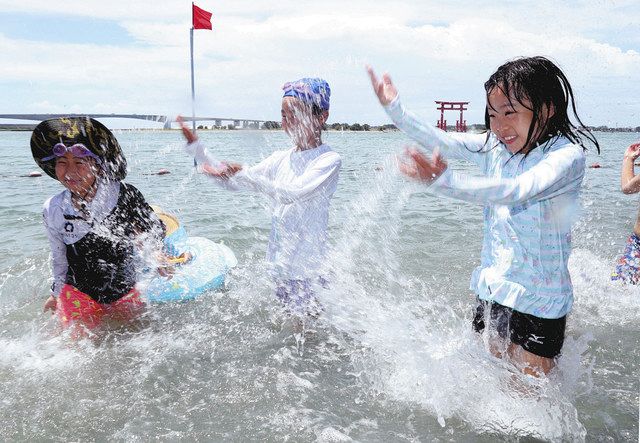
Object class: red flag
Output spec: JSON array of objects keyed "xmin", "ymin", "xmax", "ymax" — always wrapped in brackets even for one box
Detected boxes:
[{"xmin": 192, "ymin": 3, "xmax": 212, "ymax": 30}]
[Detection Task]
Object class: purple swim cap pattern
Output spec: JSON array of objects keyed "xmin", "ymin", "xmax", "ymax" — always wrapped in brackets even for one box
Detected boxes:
[{"xmin": 282, "ymin": 78, "xmax": 330, "ymax": 111}]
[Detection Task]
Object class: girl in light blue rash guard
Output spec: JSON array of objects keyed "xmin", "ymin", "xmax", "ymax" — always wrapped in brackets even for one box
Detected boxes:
[{"xmin": 368, "ymin": 57, "xmax": 600, "ymax": 376}]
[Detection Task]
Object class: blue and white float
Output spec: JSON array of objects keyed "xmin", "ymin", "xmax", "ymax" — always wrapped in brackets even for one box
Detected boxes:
[{"xmin": 143, "ymin": 210, "xmax": 237, "ymax": 303}]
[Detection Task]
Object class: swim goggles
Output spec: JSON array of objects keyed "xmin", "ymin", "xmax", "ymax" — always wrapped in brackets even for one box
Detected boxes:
[
  {"xmin": 41, "ymin": 143, "xmax": 102, "ymax": 163},
  {"xmin": 283, "ymin": 81, "xmax": 313, "ymax": 96}
]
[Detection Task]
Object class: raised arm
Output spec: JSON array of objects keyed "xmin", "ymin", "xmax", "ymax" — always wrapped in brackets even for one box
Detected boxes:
[
  {"xmin": 621, "ymin": 143, "xmax": 640, "ymax": 194},
  {"xmin": 179, "ymin": 116, "xmax": 245, "ymax": 186},
  {"xmin": 367, "ymin": 66, "xmax": 488, "ymax": 165}
]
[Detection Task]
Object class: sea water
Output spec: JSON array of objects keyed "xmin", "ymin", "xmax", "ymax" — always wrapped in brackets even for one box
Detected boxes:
[{"xmin": 0, "ymin": 129, "xmax": 638, "ymax": 441}]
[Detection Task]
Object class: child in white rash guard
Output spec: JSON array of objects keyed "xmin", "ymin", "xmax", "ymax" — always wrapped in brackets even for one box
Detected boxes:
[{"xmin": 179, "ymin": 78, "xmax": 341, "ymax": 315}]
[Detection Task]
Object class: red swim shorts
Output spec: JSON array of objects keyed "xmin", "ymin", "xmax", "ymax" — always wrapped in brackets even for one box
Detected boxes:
[{"xmin": 57, "ymin": 284, "xmax": 145, "ymax": 330}]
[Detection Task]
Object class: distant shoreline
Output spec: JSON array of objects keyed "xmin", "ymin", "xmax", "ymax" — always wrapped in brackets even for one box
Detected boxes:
[{"xmin": 1, "ymin": 123, "xmax": 638, "ymax": 133}]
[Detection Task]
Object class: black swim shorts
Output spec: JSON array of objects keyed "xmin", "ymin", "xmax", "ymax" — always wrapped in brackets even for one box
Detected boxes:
[{"xmin": 472, "ymin": 298, "xmax": 566, "ymax": 359}]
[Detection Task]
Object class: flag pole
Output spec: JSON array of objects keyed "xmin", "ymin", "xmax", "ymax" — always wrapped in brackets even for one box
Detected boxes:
[
  {"xmin": 190, "ymin": 3, "xmax": 197, "ymax": 166},
  {"xmin": 190, "ymin": 23, "xmax": 196, "ymax": 132}
]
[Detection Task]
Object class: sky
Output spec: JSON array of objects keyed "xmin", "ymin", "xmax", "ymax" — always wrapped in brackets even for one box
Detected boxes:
[{"xmin": 0, "ymin": 0, "xmax": 639, "ymax": 128}]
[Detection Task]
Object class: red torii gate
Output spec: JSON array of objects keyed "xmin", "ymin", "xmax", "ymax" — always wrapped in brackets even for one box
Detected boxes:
[{"xmin": 435, "ymin": 101, "xmax": 469, "ymax": 132}]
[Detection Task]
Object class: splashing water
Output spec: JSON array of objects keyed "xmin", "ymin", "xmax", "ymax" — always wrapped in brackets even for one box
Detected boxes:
[{"xmin": 0, "ymin": 130, "xmax": 637, "ymax": 440}]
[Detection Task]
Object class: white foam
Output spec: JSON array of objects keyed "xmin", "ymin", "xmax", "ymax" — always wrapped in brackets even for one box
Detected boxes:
[
  {"xmin": 316, "ymin": 157, "xmax": 591, "ymax": 440},
  {"xmin": 570, "ymin": 248, "xmax": 640, "ymax": 326}
]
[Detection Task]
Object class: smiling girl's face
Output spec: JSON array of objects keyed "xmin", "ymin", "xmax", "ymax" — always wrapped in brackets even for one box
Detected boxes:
[
  {"xmin": 55, "ymin": 152, "xmax": 98, "ymax": 196},
  {"xmin": 487, "ymin": 87, "xmax": 554, "ymax": 155}
]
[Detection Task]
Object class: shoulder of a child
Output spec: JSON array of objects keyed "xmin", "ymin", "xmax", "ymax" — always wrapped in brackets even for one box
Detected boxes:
[
  {"xmin": 119, "ymin": 180, "xmax": 133, "ymax": 192},
  {"xmin": 319, "ymin": 149, "xmax": 341, "ymax": 167},
  {"xmin": 119, "ymin": 181, "xmax": 145, "ymax": 200},
  {"xmin": 274, "ymin": 148, "xmax": 293, "ymax": 159},
  {"xmin": 250, "ymin": 149, "xmax": 289, "ymax": 171},
  {"xmin": 43, "ymin": 190, "xmax": 67, "ymax": 214},
  {"xmin": 538, "ymin": 139, "xmax": 585, "ymax": 178},
  {"xmin": 546, "ymin": 138, "xmax": 585, "ymax": 160},
  {"xmin": 115, "ymin": 182, "xmax": 152, "ymax": 213},
  {"xmin": 258, "ymin": 149, "xmax": 288, "ymax": 163}
]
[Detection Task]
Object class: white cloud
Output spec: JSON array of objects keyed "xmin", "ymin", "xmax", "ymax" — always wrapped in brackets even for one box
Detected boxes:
[{"xmin": 0, "ymin": 0, "xmax": 638, "ymax": 126}]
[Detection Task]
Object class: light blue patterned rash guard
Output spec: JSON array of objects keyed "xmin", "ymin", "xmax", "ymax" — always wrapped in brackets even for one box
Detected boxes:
[{"xmin": 386, "ymin": 96, "xmax": 586, "ymax": 319}]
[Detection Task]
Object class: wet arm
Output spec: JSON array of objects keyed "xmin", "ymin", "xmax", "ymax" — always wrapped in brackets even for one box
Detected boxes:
[
  {"xmin": 43, "ymin": 210, "xmax": 66, "ymax": 297},
  {"xmin": 184, "ymin": 140, "xmax": 275, "ymax": 192},
  {"xmin": 235, "ymin": 154, "xmax": 342, "ymax": 204},
  {"xmin": 385, "ymin": 97, "xmax": 488, "ymax": 165},
  {"xmin": 430, "ymin": 145, "xmax": 585, "ymax": 205},
  {"xmin": 621, "ymin": 143, "xmax": 640, "ymax": 194}
]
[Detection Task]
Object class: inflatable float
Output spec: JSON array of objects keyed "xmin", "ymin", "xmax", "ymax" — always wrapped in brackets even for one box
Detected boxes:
[{"xmin": 143, "ymin": 208, "xmax": 237, "ymax": 303}]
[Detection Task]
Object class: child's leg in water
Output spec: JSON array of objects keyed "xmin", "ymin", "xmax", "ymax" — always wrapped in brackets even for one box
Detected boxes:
[
  {"xmin": 507, "ymin": 310, "xmax": 565, "ymax": 376},
  {"xmin": 472, "ymin": 298, "xmax": 562, "ymax": 377},
  {"xmin": 276, "ymin": 279, "xmax": 325, "ymax": 353},
  {"xmin": 472, "ymin": 298, "xmax": 511, "ymax": 358},
  {"xmin": 275, "ymin": 279, "xmax": 323, "ymax": 318},
  {"xmin": 507, "ymin": 344, "xmax": 555, "ymax": 376}
]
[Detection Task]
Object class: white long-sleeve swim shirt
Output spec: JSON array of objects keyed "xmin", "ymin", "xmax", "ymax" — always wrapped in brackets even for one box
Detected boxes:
[{"xmin": 186, "ymin": 140, "xmax": 341, "ymax": 280}]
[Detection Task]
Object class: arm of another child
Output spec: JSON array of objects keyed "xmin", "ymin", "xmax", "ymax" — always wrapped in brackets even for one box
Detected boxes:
[
  {"xmin": 178, "ymin": 116, "xmax": 245, "ymax": 181},
  {"xmin": 179, "ymin": 116, "xmax": 293, "ymax": 195},
  {"xmin": 234, "ymin": 153, "xmax": 342, "ymax": 204},
  {"xmin": 621, "ymin": 143, "xmax": 640, "ymax": 194},
  {"xmin": 404, "ymin": 143, "xmax": 585, "ymax": 206},
  {"xmin": 367, "ymin": 66, "xmax": 488, "ymax": 166}
]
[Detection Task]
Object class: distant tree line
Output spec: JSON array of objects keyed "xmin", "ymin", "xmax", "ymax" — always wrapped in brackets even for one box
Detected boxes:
[
  {"xmin": 262, "ymin": 121, "xmax": 398, "ymax": 131},
  {"xmin": 199, "ymin": 122, "xmax": 640, "ymax": 133},
  {"xmin": 588, "ymin": 126, "xmax": 640, "ymax": 133}
]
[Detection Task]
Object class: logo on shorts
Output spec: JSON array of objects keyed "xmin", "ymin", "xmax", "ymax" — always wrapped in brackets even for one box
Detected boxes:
[{"xmin": 528, "ymin": 334, "xmax": 545, "ymax": 344}]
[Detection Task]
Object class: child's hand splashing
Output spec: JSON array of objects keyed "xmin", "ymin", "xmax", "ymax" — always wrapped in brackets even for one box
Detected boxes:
[
  {"xmin": 201, "ymin": 162, "xmax": 243, "ymax": 179},
  {"xmin": 621, "ymin": 142, "xmax": 640, "ymax": 194},
  {"xmin": 399, "ymin": 147, "xmax": 448, "ymax": 184},
  {"xmin": 623, "ymin": 142, "xmax": 640, "ymax": 161},
  {"xmin": 177, "ymin": 115, "xmax": 198, "ymax": 143},
  {"xmin": 43, "ymin": 295, "xmax": 57, "ymax": 313},
  {"xmin": 367, "ymin": 65, "xmax": 399, "ymax": 106},
  {"xmin": 177, "ymin": 115, "xmax": 228, "ymax": 171}
]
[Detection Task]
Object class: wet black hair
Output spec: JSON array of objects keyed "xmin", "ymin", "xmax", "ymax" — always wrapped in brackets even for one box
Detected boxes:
[
  {"xmin": 311, "ymin": 103, "xmax": 324, "ymax": 117},
  {"xmin": 283, "ymin": 97, "xmax": 325, "ymax": 118},
  {"xmin": 483, "ymin": 56, "xmax": 599, "ymax": 155}
]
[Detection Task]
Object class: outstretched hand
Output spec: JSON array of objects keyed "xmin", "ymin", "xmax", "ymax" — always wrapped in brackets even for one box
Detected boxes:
[
  {"xmin": 43, "ymin": 295, "xmax": 57, "ymax": 313},
  {"xmin": 367, "ymin": 65, "xmax": 399, "ymax": 106},
  {"xmin": 201, "ymin": 162, "xmax": 243, "ymax": 179},
  {"xmin": 624, "ymin": 142, "xmax": 640, "ymax": 162},
  {"xmin": 177, "ymin": 115, "xmax": 198, "ymax": 144},
  {"xmin": 398, "ymin": 147, "xmax": 448, "ymax": 184}
]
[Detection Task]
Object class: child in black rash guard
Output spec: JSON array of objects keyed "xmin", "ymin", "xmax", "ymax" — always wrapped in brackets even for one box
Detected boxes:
[{"xmin": 31, "ymin": 117, "xmax": 166, "ymax": 331}]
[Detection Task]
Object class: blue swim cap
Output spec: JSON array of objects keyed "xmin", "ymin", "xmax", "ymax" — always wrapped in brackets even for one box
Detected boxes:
[{"xmin": 282, "ymin": 78, "xmax": 330, "ymax": 111}]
